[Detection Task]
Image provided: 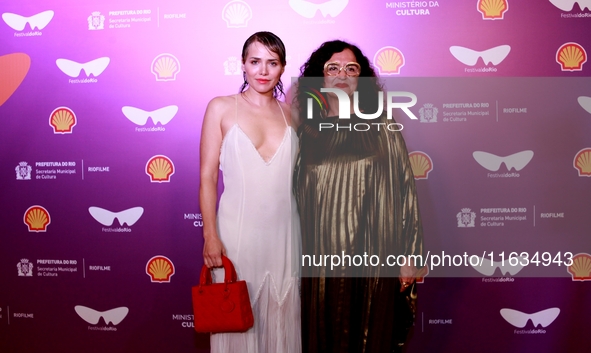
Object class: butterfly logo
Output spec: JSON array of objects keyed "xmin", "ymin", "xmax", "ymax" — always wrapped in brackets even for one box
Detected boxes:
[
  {"xmin": 88, "ymin": 207, "xmax": 144, "ymax": 227},
  {"xmin": 579, "ymin": 96, "xmax": 591, "ymax": 114},
  {"xmin": 549, "ymin": 0, "xmax": 591, "ymax": 11},
  {"xmin": 471, "ymin": 256, "xmax": 526, "ymax": 276},
  {"xmin": 449, "ymin": 45, "xmax": 511, "ymax": 66},
  {"xmin": 473, "ymin": 151, "xmax": 534, "ymax": 171},
  {"xmin": 56, "ymin": 57, "xmax": 110, "ymax": 78},
  {"xmin": 74, "ymin": 306, "xmax": 129, "ymax": 325},
  {"xmin": 500, "ymin": 308, "xmax": 560, "ymax": 328},
  {"xmin": 2, "ymin": 10, "xmax": 54, "ymax": 31},
  {"xmin": 289, "ymin": 0, "xmax": 348, "ymax": 18},
  {"xmin": 122, "ymin": 106, "xmax": 179, "ymax": 126}
]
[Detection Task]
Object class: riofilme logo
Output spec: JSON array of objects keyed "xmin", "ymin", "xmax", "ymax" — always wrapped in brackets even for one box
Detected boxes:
[
  {"xmin": 0, "ymin": 53, "xmax": 30, "ymax": 107},
  {"xmin": 289, "ymin": 0, "xmax": 348, "ymax": 19},
  {"xmin": 222, "ymin": 0, "xmax": 252, "ymax": 27},
  {"xmin": 549, "ymin": 0, "xmax": 591, "ymax": 11},
  {"xmin": 122, "ymin": 105, "xmax": 178, "ymax": 126},
  {"xmin": 579, "ymin": 96, "xmax": 591, "ymax": 114},
  {"xmin": 567, "ymin": 253, "xmax": 591, "ymax": 281},
  {"xmin": 49, "ymin": 107, "xmax": 76, "ymax": 134},
  {"xmin": 56, "ymin": 57, "xmax": 110, "ymax": 77},
  {"xmin": 23, "ymin": 205, "xmax": 51, "ymax": 232},
  {"xmin": 409, "ymin": 151, "xmax": 433, "ymax": 180},
  {"xmin": 573, "ymin": 148, "xmax": 591, "ymax": 177},
  {"xmin": 500, "ymin": 308, "xmax": 560, "ymax": 328},
  {"xmin": 151, "ymin": 54, "xmax": 180, "ymax": 81},
  {"xmin": 146, "ymin": 155, "xmax": 175, "ymax": 182},
  {"xmin": 2, "ymin": 10, "xmax": 54, "ymax": 31},
  {"xmin": 450, "ymin": 45, "xmax": 511, "ymax": 66},
  {"xmin": 473, "ymin": 150, "xmax": 534, "ymax": 171},
  {"xmin": 373, "ymin": 47, "xmax": 405, "ymax": 75},
  {"xmin": 556, "ymin": 42, "xmax": 587, "ymax": 71},
  {"xmin": 477, "ymin": 0, "xmax": 508, "ymax": 19},
  {"xmin": 75, "ymin": 305, "xmax": 129, "ymax": 325},
  {"xmin": 146, "ymin": 255, "xmax": 175, "ymax": 283}
]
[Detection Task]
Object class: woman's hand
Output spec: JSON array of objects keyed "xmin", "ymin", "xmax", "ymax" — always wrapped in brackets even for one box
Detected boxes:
[
  {"xmin": 399, "ymin": 263, "xmax": 418, "ymax": 292},
  {"xmin": 203, "ymin": 236, "xmax": 226, "ymax": 268}
]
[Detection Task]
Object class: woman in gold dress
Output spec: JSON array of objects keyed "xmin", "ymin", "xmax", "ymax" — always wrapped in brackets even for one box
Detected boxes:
[{"xmin": 294, "ymin": 40, "xmax": 423, "ymax": 353}]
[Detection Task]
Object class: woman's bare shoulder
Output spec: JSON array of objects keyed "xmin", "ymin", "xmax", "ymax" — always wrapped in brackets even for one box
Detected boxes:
[
  {"xmin": 206, "ymin": 94, "xmax": 237, "ymax": 112},
  {"xmin": 203, "ymin": 94, "xmax": 238, "ymax": 126}
]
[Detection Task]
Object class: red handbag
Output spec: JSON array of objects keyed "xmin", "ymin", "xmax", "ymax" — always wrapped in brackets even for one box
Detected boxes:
[{"xmin": 192, "ymin": 255, "xmax": 254, "ymax": 333}]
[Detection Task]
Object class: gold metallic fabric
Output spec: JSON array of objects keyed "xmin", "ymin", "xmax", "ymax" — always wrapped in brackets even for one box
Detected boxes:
[{"xmin": 294, "ymin": 114, "xmax": 423, "ymax": 352}]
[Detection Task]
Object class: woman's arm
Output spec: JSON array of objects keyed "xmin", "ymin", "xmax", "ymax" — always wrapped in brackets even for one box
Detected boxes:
[
  {"xmin": 199, "ymin": 97, "xmax": 227, "ymax": 268},
  {"xmin": 389, "ymin": 129, "xmax": 423, "ymax": 291}
]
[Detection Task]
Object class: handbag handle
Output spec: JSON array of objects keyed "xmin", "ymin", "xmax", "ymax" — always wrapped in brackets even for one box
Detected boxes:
[{"xmin": 199, "ymin": 255, "xmax": 238, "ymax": 286}]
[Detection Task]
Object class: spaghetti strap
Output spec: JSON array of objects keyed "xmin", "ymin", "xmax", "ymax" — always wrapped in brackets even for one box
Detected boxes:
[
  {"xmin": 275, "ymin": 100, "xmax": 288, "ymax": 127},
  {"xmin": 235, "ymin": 94, "xmax": 239, "ymax": 124}
]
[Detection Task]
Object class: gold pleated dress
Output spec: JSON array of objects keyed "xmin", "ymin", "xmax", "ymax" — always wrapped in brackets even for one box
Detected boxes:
[{"xmin": 294, "ymin": 114, "xmax": 423, "ymax": 353}]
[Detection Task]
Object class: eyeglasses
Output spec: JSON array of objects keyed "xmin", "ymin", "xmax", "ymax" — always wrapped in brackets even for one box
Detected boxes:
[{"xmin": 324, "ymin": 62, "xmax": 361, "ymax": 77}]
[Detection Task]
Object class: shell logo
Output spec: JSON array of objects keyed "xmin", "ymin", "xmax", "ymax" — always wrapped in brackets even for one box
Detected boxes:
[
  {"xmin": 373, "ymin": 47, "xmax": 405, "ymax": 75},
  {"xmin": 146, "ymin": 255, "xmax": 175, "ymax": 283},
  {"xmin": 0, "ymin": 53, "xmax": 30, "ymax": 107},
  {"xmin": 146, "ymin": 155, "xmax": 175, "ymax": 182},
  {"xmin": 556, "ymin": 42, "xmax": 587, "ymax": 72},
  {"xmin": 49, "ymin": 107, "xmax": 76, "ymax": 134},
  {"xmin": 409, "ymin": 151, "xmax": 433, "ymax": 180},
  {"xmin": 574, "ymin": 148, "xmax": 591, "ymax": 177},
  {"xmin": 23, "ymin": 205, "xmax": 51, "ymax": 232},
  {"xmin": 567, "ymin": 253, "xmax": 591, "ymax": 281},
  {"xmin": 222, "ymin": 0, "xmax": 252, "ymax": 28},
  {"xmin": 151, "ymin": 53, "xmax": 180, "ymax": 81},
  {"xmin": 477, "ymin": 0, "xmax": 508, "ymax": 20}
]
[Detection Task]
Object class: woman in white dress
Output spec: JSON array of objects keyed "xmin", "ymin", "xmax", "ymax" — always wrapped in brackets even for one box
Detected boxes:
[{"xmin": 199, "ymin": 32, "xmax": 301, "ymax": 353}]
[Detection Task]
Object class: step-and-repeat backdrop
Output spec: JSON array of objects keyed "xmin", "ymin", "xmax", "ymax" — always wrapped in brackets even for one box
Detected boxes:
[{"xmin": 1, "ymin": 1, "xmax": 590, "ymax": 352}]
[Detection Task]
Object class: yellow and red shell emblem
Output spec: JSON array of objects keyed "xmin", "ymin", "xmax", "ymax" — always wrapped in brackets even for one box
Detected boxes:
[
  {"xmin": 24, "ymin": 205, "xmax": 51, "ymax": 232},
  {"xmin": 567, "ymin": 253, "xmax": 591, "ymax": 281},
  {"xmin": 478, "ymin": 0, "xmax": 508, "ymax": 20},
  {"xmin": 49, "ymin": 107, "xmax": 76, "ymax": 133},
  {"xmin": 409, "ymin": 151, "xmax": 433, "ymax": 180},
  {"xmin": 222, "ymin": 0, "xmax": 252, "ymax": 28},
  {"xmin": 573, "ymin": 148, "xmax": 591, "ymax": 177},
  {"xmin": 146, "ymin": 255, "xmax": 175, "ymax": 282},
  {"xmin": 151, "ymin": 53, "xmax": 180, "ymax": 81},
  {"xmin": 556, "ymin": 43, "xmax": 587, "ymax": 71},
  {"xmin": 146, "ymin": 155, "xmax": 175, "ymax": 182},
  {"xmin": 373, "ymin": 47, "xmax": 405, "ymax": 75}
]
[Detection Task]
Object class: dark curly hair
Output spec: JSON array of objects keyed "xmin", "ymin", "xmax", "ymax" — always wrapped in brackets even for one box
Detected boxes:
[
  {"xmin": 296, "ymin": 40, "xmax": 383, "ymax": 120},
  {"xmin": 239, "ymin": 31, "xmax": 286, "ymax": 98}
]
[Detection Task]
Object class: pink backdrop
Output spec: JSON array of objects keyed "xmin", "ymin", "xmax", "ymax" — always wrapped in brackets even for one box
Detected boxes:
[{"xmin": 1, "ymin": 0, "xmax": 590, "ymax": 352}]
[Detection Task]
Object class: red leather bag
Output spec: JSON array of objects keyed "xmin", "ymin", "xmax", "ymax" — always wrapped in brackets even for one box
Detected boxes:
[{"xmin": 192, "ymin": 255, "xmax": 254, "ymax": 333}]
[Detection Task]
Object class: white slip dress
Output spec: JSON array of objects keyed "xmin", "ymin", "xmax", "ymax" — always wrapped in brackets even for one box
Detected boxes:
[{"xmin": 211, "ymin": 96, "xmax": 301, "ymax": 353}]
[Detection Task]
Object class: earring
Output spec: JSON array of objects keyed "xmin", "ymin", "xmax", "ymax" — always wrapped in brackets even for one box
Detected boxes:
[{"xmin": 242, "ymin": 71, "xmax": 248, "ymax": 86}]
